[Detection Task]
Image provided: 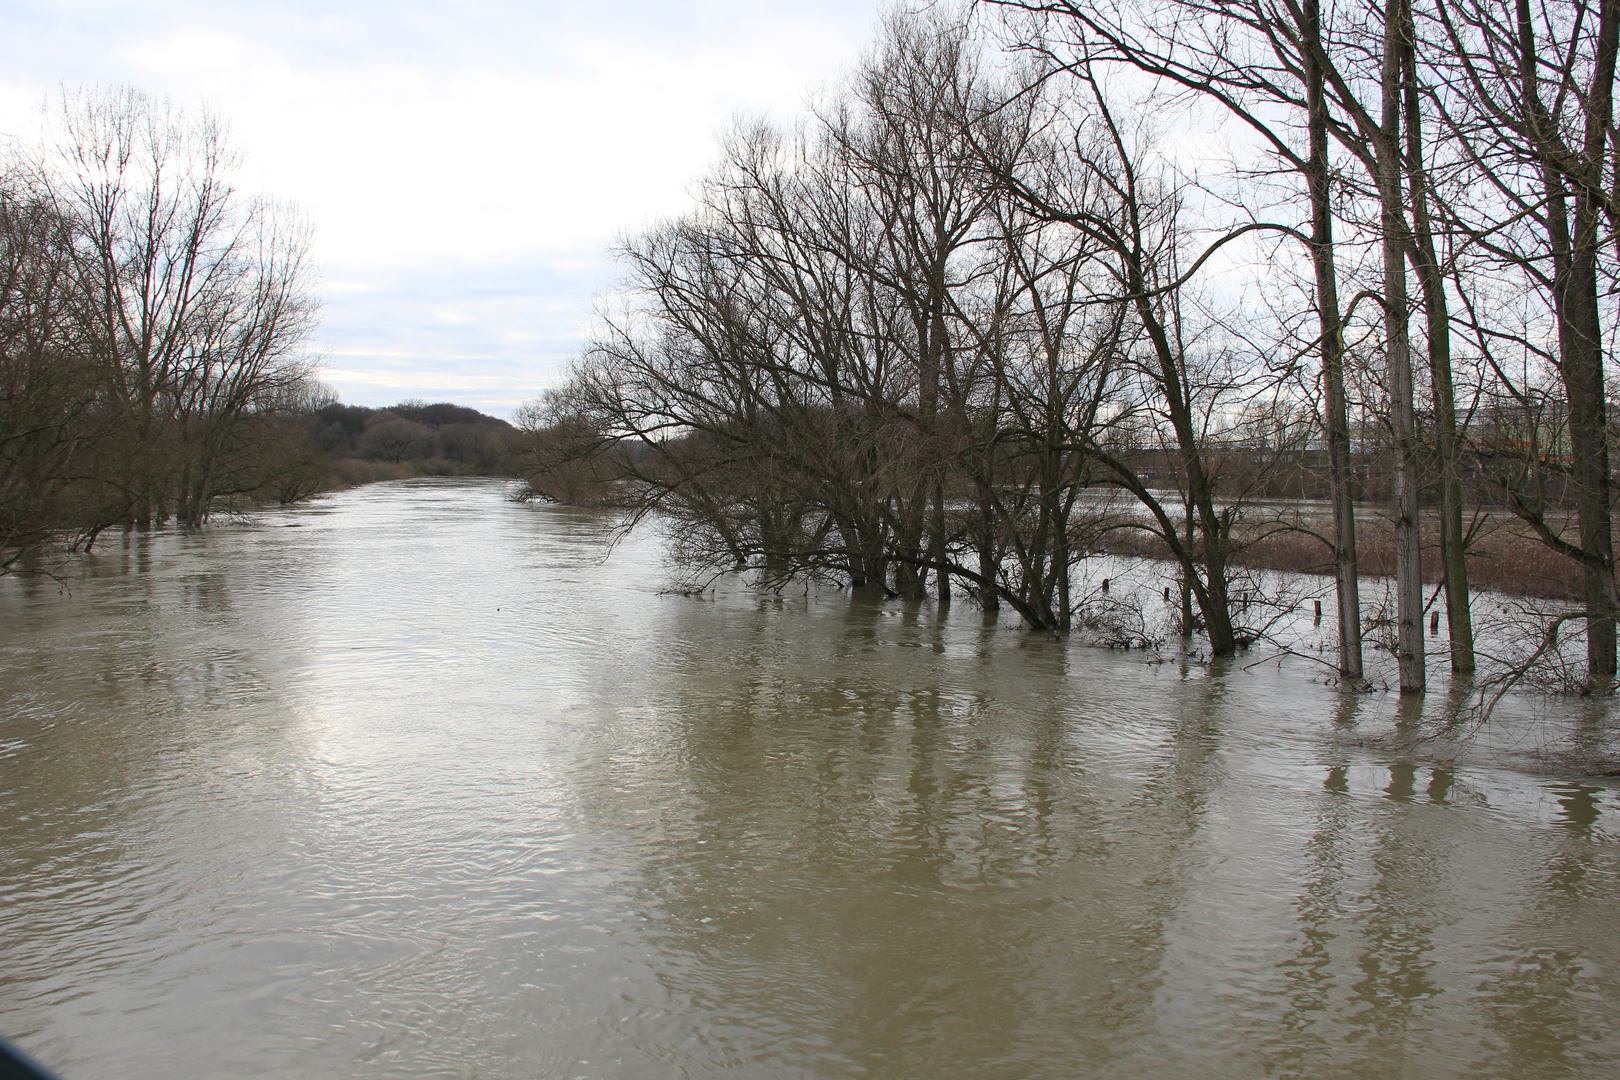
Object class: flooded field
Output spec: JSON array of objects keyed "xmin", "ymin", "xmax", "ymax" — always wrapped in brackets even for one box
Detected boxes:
[{"xmin": 2, "ymin": 478, "xmax": 1616, "ymax": 1079}]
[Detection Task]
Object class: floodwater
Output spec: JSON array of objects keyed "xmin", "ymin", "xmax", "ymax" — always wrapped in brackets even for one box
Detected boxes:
[{"xmin": 2, "ymin": 478, "xmax": 1617, "ymax": 1080}]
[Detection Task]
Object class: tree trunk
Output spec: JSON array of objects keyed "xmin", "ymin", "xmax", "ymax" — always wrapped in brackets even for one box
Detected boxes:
[
  {"xmin": 1568, "ymin": 0, "xmax": 1619, "ymax": 684},
  {"xmin": 1382, "ymin": 0, "xmax": 1425, "ymax": 694},
  {"xmin": 1401, "ymin": 3, "xmax": 1475, "ymax": 675},
  {"xmin": 976, "ymin": 483, "xmax": 1000, "ymax": 610},
  {"xmin": 1304, "ymin": 0, "xmax": 1365, "ymax": 682},
  {"xmin": 1188, "ymin": 460, "xmax": 1238, "ymax": 655},
  {"xmin": 1181, "ymin": 499, "xmax": 1195, "ymax": 637},
  {"xmin": 1516, "ymin": 0, "xmax": 1619, "ymax": 685}
]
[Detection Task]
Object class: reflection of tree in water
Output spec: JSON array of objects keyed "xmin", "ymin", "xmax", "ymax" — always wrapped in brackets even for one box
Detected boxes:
[
  {"xmin": 590, "ymin": 591, "xmax": 1240, "ymax": 1076},
  {"xmin": 1263, "ymin": 695, "xmax": 1457, "ymax": 1071},
  {"xmin": 1339, "ymin": 751, "xmax": 1447, "ymax": 1063},
  {"xmin": 1473, "ymin": 781, "xmax": 1618, "ymax": 1075},
  {"xmin": 0, "ymin": 523, "xmax": 320, "ymax": 1073},
  {"xmin": 559, "ymin": 571, "xmax": 1620, "ymax": 1077},
  {"xmin": 1268, "ymin": 695, "xmax": 1361, "ymax": 1071},
  {"xmin": 1265, "ymin": 686, "xmax": 1620, "ymax": 1077}
]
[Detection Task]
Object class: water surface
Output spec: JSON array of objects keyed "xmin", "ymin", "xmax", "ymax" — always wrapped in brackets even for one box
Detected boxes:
[{"xmin": 2, "ymin": 479, "xmax": 1617, "ymax": 1078}]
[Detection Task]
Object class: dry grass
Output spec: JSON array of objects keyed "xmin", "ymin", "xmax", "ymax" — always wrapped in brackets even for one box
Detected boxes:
[
  {"xmin": 1098, "ymin": 512, "xmax": 1588, "ymax": 602},
  {"xmin": 328, "ymin": 458, "xmax": 417, "ymax": 487}
]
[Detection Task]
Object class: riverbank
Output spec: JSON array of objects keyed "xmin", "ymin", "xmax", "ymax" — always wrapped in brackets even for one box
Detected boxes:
[
  {"xmin": 1103, "ymin": 508, "xmax": 1591, "ymax": 603},
  {"xmin": 324, "ymin": 455, "xmax": 522, "ymax": 488}
]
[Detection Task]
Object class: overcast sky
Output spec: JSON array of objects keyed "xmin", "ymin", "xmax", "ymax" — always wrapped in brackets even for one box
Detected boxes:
[{"xmin": 0, "ymin": 0, "xmax": 888, "ymax": 416}]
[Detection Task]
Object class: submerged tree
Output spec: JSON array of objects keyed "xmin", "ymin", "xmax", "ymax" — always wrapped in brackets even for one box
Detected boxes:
[
  {"xmin": 0, "ymin": 172, "xmax": 115, "ymax": 563},
  {"xmin": 522, "ymin": 1, "xmax": 1620, "ymax": 694},
  {"xmin": 1425, "ymin": 0, "xmax": 1619, "ymax": 688},
  {"xmin": 0, "ymin": 85, "xmax": 323, "ymax": 561},
  {"xmin": 42, "ymin": 87, "xmax": 320, "ymax": 529}
]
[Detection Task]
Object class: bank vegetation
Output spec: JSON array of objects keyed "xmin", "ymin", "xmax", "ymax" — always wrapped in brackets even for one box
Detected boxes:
[
  {"xmin": 518, "ymin": 0, "xmax": 1620, "ymax": 697},
  {"xmin": 0, "ymin": 87, "xmax": 323, "ymax": 560},
  {"xmin": 0, "ymin": 88, "xmax": 526, "ymax": 572}
]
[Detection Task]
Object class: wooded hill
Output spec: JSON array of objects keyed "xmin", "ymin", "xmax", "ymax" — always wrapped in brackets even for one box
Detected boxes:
[{"xmin": 309, "ymin": 400, "xmax": 520, "ymax": 485}]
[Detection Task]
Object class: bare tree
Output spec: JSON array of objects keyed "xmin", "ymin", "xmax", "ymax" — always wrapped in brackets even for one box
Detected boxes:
[
  {"xmin": 1425, "ymin": 0, "xmax": 1620, "ymax": 687},
  {"xmin": 0, "ymin": 171, "xmax": 118, "ymax": 563},
  {"xmin": 984, "ymin": 59, "xmax": 1307, "ymax": 656},
  {"xmin": 40, "ymin": 86, "xmax": 319, "ymax": 529},
  {"xmin": 984, "ymin": 0, "xmax": 1377, "ymax": 677}
]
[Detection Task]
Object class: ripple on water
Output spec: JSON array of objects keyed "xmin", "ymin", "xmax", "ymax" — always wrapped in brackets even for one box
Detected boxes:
[{"xmin": 2, "ymin": 478, "xmax": 1618, "ymax": 1079}]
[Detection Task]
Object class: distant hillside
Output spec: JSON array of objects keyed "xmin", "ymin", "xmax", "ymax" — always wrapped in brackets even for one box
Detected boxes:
[{"xmin": 304, "ymin": 400, "xmax": 522, "ymax": 484}]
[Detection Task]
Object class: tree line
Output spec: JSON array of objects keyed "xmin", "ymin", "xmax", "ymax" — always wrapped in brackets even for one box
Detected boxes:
[
  {"xmin": 0, "ymin": 87, "xmax": 320, "ymax": 561},
  {"xmin": 521, "ymin": 0, "xmax": 1620, "ymax": 695},
  {"xmin": 0, "ymin": 89, "xmax": 529, "ymax": 571},
  {"xmin": 309, "ymin": 400, "xmax": 519, "ymax": 477}
]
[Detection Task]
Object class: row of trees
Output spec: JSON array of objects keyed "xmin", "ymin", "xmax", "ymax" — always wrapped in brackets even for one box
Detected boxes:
[
  {"xmin": 528, "ymin": 0, "xmax": 1617, "ymax": 696},
  {"xmin": 987, "ymin": 0, "xmax": 1620, "ymax": 693},
  {"xmin": 1, "ymin": 87, "xmax": 321, "ymax": 566},
  {"xmin": 308, "ymin": 400, "xmax": 518, "ymax": 473}
]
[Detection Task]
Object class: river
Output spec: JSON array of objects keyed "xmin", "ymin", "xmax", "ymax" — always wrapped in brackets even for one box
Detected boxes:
[{"xmin": 2, "ymin": 478, "xmax": 1617, "ymax": 1079}]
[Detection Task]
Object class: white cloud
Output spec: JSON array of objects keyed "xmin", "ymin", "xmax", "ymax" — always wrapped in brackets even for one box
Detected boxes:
[{"xmin": 0, "ymin": 0, "xmax": 883, "ymax": 415}]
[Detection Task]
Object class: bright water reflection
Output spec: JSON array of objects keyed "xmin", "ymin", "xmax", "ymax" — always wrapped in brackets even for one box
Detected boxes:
[{"xmin": 2, "ymin": 478, "xmax": 1617, "ymax": 1079}]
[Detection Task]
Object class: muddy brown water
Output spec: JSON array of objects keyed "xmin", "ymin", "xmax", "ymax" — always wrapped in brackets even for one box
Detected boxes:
[{"xmin": 2, "ymin": 478, "xmax": 1616, "ymax": 1079}]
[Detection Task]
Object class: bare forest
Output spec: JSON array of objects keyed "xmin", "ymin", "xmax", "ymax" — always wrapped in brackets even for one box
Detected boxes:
[
  {"xmin": 518, "ymin": 0, "xmax": 1620, "ymax": 697},
  {"xmin": 0, "ymin": 89, "xmax": 533, "ymax": 573},
  {"xmin": 0, "ymin": 87, "xmax": 323, "ymax": 560}
]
